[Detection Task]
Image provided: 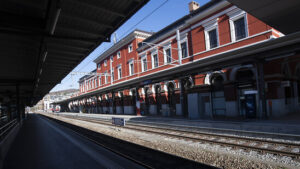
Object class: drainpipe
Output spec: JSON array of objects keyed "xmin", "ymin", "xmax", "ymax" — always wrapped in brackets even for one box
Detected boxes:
[{"xmin": 176, "ymin": 29, "xmax": 182, "ymax": 65}]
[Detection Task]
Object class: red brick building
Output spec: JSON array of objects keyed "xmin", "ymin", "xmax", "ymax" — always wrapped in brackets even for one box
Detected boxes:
[{"xmin": 63, "ymin": 0, "xmax": 300, "ymax": 120}]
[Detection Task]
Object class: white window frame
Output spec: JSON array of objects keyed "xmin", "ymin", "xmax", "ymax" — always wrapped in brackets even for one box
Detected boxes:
[
  {"xmin": 128, "ymin": 60, "xmax": 134, "ymax": 76},
  {"xmin": 151, "ymin": 50, "xmax": 159, "ymax": 69},
  {"xmin": 110, "ymin": 56, "xmax": 113, "ymax": 62},
  {"xmin": 204, "ymin": 19, "xmax": 219, "ymax": 50},
  {"xmin": 117, "ymin": 51, "xmax": 121, "ymax": 59},
  {"xmin": 97, "ymin": 63, "xmax": 101, "ymax": 70},
  {"xmin": 104, "ymin": 71, "xmax": 108, "ymax": 84},
  {"xmin": 117, "ymin": 65, "xmax": 122, "ymax": 79},
  {"xmin": 128, "ymin": 44, "xmax": 133, "ymax": 53},
  {"xmin": 98, "ymin": 77, "xmax": 101, "ymax": 86},
  {"xmin": 104, "ymin": 60, "xmax": 107, "ymax": 66},
  {"xmin": 179, "ymin": 34, "xmax": 189, "ymax": 59},
  {"xmin": 163, "ymin": 44, "xmax": 172, "ymax": 64},
  {"xmin": 111, "ymin": 69, "xmax": 114, "ymax": 82},
  {"xmin": 228, "ymin": 9, "xmax": 248, "ymax": 42},
  {"xmin": 141, "ymin": 55, "xmax": 147, "ymax": 72}
]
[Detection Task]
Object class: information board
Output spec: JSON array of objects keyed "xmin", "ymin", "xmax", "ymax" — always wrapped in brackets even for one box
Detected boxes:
[{"xmin": 112, "ymin": 117, "xmax": 125, "ymax": 126}]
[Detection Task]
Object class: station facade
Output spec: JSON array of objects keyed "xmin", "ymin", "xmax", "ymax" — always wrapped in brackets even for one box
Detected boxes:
[{"xmin": 62, "ymin": 0, "xmax": 300, "ymax": 119}]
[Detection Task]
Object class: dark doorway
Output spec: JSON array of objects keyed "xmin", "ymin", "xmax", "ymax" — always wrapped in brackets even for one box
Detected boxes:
[
  {"xmin": 182, "ymin": 78, "xmax": 193, "ymax": 118},
  {"xmin": 211, "ymin": 75, "xmax": 226, "ymax": 117},
  {"xmin": 236, "ymin": 69, "xmax": 256, "ymax": 118}
]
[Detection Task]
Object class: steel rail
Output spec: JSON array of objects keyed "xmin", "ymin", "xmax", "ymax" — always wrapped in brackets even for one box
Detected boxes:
[{"xmin": 59, "ymin": 115, "xmax": 300, "ymax": 159}]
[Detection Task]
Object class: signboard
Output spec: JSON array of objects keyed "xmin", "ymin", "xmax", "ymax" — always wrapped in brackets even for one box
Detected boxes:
[
  {"xmin": 112, "ymin": 117, "xmax": 125, "ymax": 126},
  {"xmin": 140, "ymin": 80, "xmax": 152, "ymax": 85},
  {"xmin": 244, "ymin": 90, "xmax": 257, "ymax": 95},
  {"xmin": 281, "ymin": 81, "xmax": 290, "ymax": 87}
]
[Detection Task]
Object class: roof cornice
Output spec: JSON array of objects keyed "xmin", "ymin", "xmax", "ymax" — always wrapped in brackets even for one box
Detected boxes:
[{"xmin": 93, "ymin": 30, "xmax": 152, "ymax": 64}]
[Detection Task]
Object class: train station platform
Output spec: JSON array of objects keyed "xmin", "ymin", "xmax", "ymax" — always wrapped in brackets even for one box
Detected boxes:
[
  {"xmin": 55, "ymin": 112, "xmax": 300, "ymax": 136},
  {"xmin": 3, "ymin": 114, "xmax": 145, "ymax": 169}
]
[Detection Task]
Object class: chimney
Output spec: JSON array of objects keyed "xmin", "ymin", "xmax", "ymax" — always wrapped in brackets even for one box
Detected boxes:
[{"xmin": 189, "ymin": 1, "xmax": 200, "ymax": 13}]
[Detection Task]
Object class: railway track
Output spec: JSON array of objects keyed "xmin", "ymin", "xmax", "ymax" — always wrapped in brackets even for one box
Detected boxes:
[
  {"xmin": 42, "ymin": 114, "xmax": 218, "ymax": 169},
  {"xmin": 58, "ymin": 114, "xmax": 300, "ymax": 159}
]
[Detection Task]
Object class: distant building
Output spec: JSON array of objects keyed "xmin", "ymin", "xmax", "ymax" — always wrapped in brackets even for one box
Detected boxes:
[
  {"xmin": 58, "ymin": 0, "xmax": 299, "ymax": 120},
  {"xmin": 43, "ymin": 89, "xmax": 79, "ymax": 112}
]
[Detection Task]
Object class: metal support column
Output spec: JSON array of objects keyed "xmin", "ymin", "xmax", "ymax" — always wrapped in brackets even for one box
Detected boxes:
[
  {"xmin": 135, "ymin": 87, "xmax": 141, "ymax": 116},
  {"xmin": 16, "ymin": 84, "xmax": 20, "ymax": 121},
  {"xmin": 112, "ymin": 91, "xmax": 115, "ymax": 114},
  {"xmin": 256, "ymin": 61, "xmax": 267, "ymax": 119},
  {"xmin": 179, "ymin": 79, "xmax": 185, "ymax": 117},
  {"xmin": 176, "ymin": 29, "xmax": 182, "ymax": 65},
  {"xmin": 95, "ymin": 97, "xmax": 98, "ymax": 114}
]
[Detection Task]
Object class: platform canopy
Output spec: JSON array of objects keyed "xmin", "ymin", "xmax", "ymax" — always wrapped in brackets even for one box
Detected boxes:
[
  {"xmin": 227, "ymin": 0, "xmax": 300, "ymax": 34},
  {"xmin": 0, "ymin": 0, "xmax": 149, "ymax": 106}
]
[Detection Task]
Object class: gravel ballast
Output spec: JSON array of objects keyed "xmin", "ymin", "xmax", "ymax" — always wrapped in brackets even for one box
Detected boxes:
[{"xmin": 42, "ymin": 113, "xmax": 300, "ymax": 169}]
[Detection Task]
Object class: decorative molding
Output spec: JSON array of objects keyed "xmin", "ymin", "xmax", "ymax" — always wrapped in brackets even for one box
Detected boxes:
[{"xmin": 94, "ymin": 30, "xmax": 152, "ymax": 64}]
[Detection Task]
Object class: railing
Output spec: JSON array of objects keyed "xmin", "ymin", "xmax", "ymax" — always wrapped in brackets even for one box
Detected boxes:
[{"xmin": 0, "ymin": 119, "xmax": 18, "ymax": 141}]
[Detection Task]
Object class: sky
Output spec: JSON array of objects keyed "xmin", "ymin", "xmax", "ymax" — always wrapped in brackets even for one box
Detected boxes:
[{"xmin": 51, "ymin": 0, "xmax": 210, "ymax": 92}]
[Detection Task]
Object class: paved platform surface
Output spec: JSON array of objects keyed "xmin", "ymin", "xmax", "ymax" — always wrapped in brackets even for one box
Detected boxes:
[
  {"xmin": 56, "ymin": 112, "xmax": 300, "ymax": 135},
  {"xmin": 3, "ymin": 114, "xmax": 145, "ymax": 169}
]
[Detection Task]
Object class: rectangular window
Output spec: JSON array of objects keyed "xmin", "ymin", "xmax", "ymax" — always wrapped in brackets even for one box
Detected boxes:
[
  {"xmin": 141, "ymin": 57, "xmax": 147, "ymax": 72},
  {"xmin": 117, "ymin": 51, "xmax": 121, "ymax": 59},
  {"xmin": 111, "ymin": 70, "xmax": 114, "ymax": 82},
  {"xmin": 229, "ymin": 10, "xmax": 248, "ymax": 42},
  {"xmin": 128, "ymin": 44, "xmax": 133, "ymax": 53},
  {"xmin": 129, "ymin": 61, "xmax": 134, "ymax": 75},
  {"xmin": 98, "ymin": 63, "xmax": 101, "ymax": 70},
  {"xmin": 104, "ymin": 72, "xmax": 108, "ymax": 84},
  {"xmin": 208, "ymin": 29, "xmax": 218, "ymax": 49},
  {"xmin": 110, "ymin": 56, "xmax": 113, "ymax": 62},
  {"xmin": 152, "ymin": 53, "xmax": 158, "ymax": 68},
  {"xmin": 234, "ymin": 17, "xmax": 246, "ymax": 40},
  {"xmin": 98, "ymin": 77, "xmax": 101, "ymax": 86},
  {"xmin": 118, "ymin": 66, "xmax": 122, "ymax": 79},
  {"xmin": 181, "ymin": 42, "xmax": 188, "ymax": 58},
  {"xmin": 164, "ymin": 48, "xmax": 172, "ymax": 63},
  {"xmin": 104, "ymin": 60, "xmax": 107, "ymax": 66}
]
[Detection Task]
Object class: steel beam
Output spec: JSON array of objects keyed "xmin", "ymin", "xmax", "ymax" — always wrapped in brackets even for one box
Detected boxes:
[{"xmin": 71, "ymin": 0, "xmax": 126, "ymax": 17}]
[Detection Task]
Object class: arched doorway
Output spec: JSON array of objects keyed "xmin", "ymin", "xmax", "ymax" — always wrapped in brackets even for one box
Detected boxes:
[
  {"xmin": 181, "ymin": 77, "xmax": 193, "ymax": 117},
  {"xmin": 236, "ymin": 68, "xmax": 256, "ymax": 118},
  {"xmin": 211, "ymin": 74, "xmax": 226, "ymax": 118},
  {"xmin": 167, "ymin": 82, "xmax": 176, "ymax": 116},
  {"xmin": 155, "ymin": 85, "xmax": 162, "ymax": 115}
]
